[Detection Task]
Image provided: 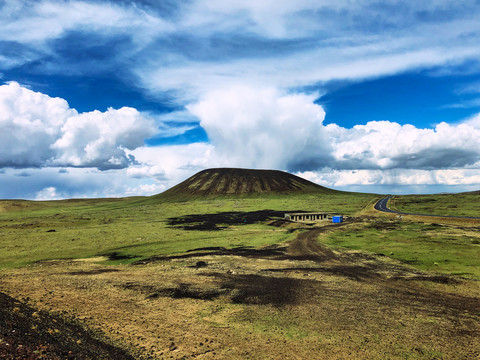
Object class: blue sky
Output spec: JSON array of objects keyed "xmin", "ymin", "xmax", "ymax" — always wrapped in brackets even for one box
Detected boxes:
[{"xmin": 2, "ymin": 0, "xmax": 480, "ymax": 199}]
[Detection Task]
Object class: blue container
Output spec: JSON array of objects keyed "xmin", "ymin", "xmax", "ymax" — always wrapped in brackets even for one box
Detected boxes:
[{"xmin": 332, "ymin": 216, "xmax": 343, "ymax": 223}]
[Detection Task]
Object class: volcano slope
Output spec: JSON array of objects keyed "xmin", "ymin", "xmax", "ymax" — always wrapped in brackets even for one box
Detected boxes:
[
  {"xmin": 1, "ymin": 168, "xmax": 479, "ymax": 359},
  {"xmin": 155, "ymin": 167, "xmax": 337, "ymax": 200}
]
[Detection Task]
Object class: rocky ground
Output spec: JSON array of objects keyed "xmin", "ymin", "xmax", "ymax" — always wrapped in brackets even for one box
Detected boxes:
[{"xmin": 0, "ymin": 291, "xmax": 134, "ymax": 359}]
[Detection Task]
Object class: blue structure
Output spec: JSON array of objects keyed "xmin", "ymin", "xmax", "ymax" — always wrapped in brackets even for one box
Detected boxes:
[{"xmin": 332, "ymin": 216, "xmax": 343, "ymax": 223}]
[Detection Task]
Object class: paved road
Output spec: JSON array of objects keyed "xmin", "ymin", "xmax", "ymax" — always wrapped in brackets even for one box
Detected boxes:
[
  {"xmin": 374, "ymin": 196, "xmax": 397, "ymax": 213},
  {"xmin": 374, "ymin": 196, "xmax": 480, "ymax": 219}
]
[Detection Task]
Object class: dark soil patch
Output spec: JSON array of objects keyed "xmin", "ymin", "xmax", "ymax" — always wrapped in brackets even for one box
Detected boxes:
[
  {"xmin": 120, "ymin": 283, "xmax": 226, "ymax": 301},
  {"xmin": 148, "ymin": 284, "xmax": 227, "ymax": 301},
  {"xmin": 68, "ymin": 268, "xmax": 121, "ymax": 276},
  {"xmin": 391, "ymin": 275, "xmax": 461, "ymax": 284},
  {"xmin": 193, "ymin": 261, "xmax": 208, "ymax": 268},
  {"xmin": 217, "ymin": 273, "xmax": 317, "ymax": 306},
  {"xmin": 262, "ymin": 265, "xmax": 381, "ymax": 281},
  {"xmin": 0, "ymin": 292, "xmax": 134, "ymax": 360},
  {"xmin": 134, "ymin": 245, "xmax": 288, "ymax": 264},
  {"xmin": 166, "ymin": 210, "xmax": 304, "ymax": 230},
  {"xmin": 125, "ymin": 274, "xmax": 319, "ymax": 306},
  {"xmin": 102, "ymin": 252, "xmax": 138, "ymax": 261}
]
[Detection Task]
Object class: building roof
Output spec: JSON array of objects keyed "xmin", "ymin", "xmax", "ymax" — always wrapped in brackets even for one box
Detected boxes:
[{"xmin": 285, "ymin": 212, "xmax": 328, "ymax": 216}]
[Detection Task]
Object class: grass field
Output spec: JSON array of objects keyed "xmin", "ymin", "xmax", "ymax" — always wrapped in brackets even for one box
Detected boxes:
[
  {"xmin": 390, "ymin": 192, "xmax": 480, "ymax": 217},
  {"xmin": 0, "ymin": 192, "xmax": 377, "ymax": 268},
  {"xmin": 323, "ymin": 220, "xmax": 480, "ymax": 279},
  {"xmin": 1, "ymin": 190, "xmax": 479, "ymax": 359}
]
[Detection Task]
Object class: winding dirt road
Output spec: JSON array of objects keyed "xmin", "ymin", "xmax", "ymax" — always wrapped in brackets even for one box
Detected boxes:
[{"xmin": 287, "ymin": 224, "xmax": 346, "ymax": 262}]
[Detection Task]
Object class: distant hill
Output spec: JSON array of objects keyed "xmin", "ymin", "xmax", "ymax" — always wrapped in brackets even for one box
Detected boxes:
[{"xmin": 155, "ymin": 168, "xmax": 338, "ymax": 200}]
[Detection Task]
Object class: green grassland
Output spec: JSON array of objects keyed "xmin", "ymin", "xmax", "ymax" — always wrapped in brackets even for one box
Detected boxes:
[
  {"xmin": 0, "ymin": 192, "xmax": 377, "ymax": 268},
  {"xmin": 2, "ymin": 190, "xmax": 480, "ymax": 359},
  {"xmin": 323, "ymin": 221, "xmax": 480, "ymax": 279},
  {"xmin": 1, "ymin": 190, "xmax": 479, "ymax": 279},
  {"xmin": 390, "ymin": 192, "xmax": 480, "ymax": 217}
]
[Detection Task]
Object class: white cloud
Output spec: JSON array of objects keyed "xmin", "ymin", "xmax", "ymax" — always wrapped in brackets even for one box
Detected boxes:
[
  {"xmin": 183, "ymin": 0, "xmax": 326, "ymax": 38},
  {"xmin": 461, "ymin": 112, "xmax": 480, "ymax": 129},
  {"xmin": 3, "ymin": 1, "xmax": 476, "ymax": 102},
  {"xmin": 0, "ymin": 82, "xmax": 157, "ymax": 169},
  {"xmin": 327, "ymin": 120, "xmax": 480, "ymax": 170},
  {"xmin": 455, "ymin": 81, "xmax": 480, "ymax": 95},
  {"xmin": 35, "ymin": 186, "xmax": 61, "ymax": 200},
  {"xmin": 4, "ymin": 81, "xmax": 480, "ymax": 197},
  {"xmin": 0, "ymin": 81, "xmax": 75, "ymax": 167},
  {"xmin": 184, "ymin": 86, "xmax": 480, "ymax": 172},
  {"xmin": 0, "ymin": 166, "xmax": 173, "ymax": 200},
  {"xmin": 138, "ymin": 42, "xmax": 480, "ymax": 106},
  {"xmin": 135, "ymin": 1, "xmax": 480, "ymax": 101},
  {"xmin": 297, "ymin": 168, "xmax": 480, "ymax": 194},
  {"xmin": 52, "ymin": 107, "xmax": 156, "ymax": 169},
  {"xmin": 444, "ymin": 98, "xmax": 480, "ymax": 109},
  {"xmin": 127, "ymin": 165, "xmax": 166, "ymax": 179},
  {"xmin": 123, "ymin": 183, "xmax": 167, "ymax": 197},
  {"xmin": 2, "ymin": 1, "xmax": 480, "ymax": 102},
  {"xmin": 129, "ymin": 142, "xmax": 217, "ymax": 187},
  {"xmin": 188, "ymin": 85, "xmax": 330, "ymax": 170},
  {"xmin": 0, "ymin": 0, "xmax": 168, "ymax": 44}
]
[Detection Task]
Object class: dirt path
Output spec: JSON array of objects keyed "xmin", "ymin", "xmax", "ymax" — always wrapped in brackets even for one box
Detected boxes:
[{"xmin": 286, "ymin": 224, "xmax": 345, "ymax": 261}]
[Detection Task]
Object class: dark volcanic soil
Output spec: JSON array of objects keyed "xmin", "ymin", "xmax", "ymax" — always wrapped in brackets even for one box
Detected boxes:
[
  {"xmin": 0, "ymin": 291, "xmax": 134, "ymax": 360},
  {"xmin": 166, "ymin": 209, "xmax": 302, "ymax": 230},
  {"xmin": 157, "ymin": 168, "xmax": 336, "ymax": 198}
]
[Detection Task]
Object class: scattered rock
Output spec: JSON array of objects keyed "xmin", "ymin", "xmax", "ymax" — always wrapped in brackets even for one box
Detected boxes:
[{"xmin": 195, "ymin": 261, "xmax": 208, "ymax": 268}]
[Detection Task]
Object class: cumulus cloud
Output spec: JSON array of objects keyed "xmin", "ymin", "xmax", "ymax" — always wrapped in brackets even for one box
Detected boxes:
[
  {"xmin": 188, "ymin": 85, "xmax": 331, "ymax": 171},
  {"xmin": 126, "ymin": 165, "xmax": 166, "ymax": 179},
  {"xmin": 0, "ymin": 82, "xmax": 157, "ymax": 169},
  {"xmin": 462, "ymin": 112, "xmax": 480, "ymax": 129},
  {"xmin": 52, "ymin": 107, "xmax": 156, "ymax": 169},
  {"xmin": 129, "ymin": 142, "xmax": 217, "ymax": 184},
  {"xmin": 0, "ymin": 81, "xmax": 74, "ymax": 167},
  {"xmin": 35, "ymin": 186, "xmax": 61, "ymax": 200},
  {"xmin": 185, "ymin": 86, "xmax": 480, "ymax": 173},
  {"xmin": 328, "ymin": 120, "xmax": 480, "ymax": 170},
  {"xmin": 7, "ymin": 83, "xmax": 472, "ymax": 198},
  {"xmin": 297, "ymin": 168, "xmax": 480, "ymax": 194}
]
